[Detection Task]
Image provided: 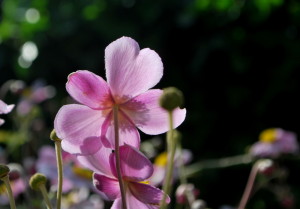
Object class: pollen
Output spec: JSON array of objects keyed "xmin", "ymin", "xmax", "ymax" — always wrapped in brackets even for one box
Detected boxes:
[{"xmin": 259, "ymin": 128, "xmax": 278, "ymax": 143}]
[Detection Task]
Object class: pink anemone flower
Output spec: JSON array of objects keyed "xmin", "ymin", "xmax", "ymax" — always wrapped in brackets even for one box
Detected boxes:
[
  {"xmin": 0, "ymin": 100, "xmax": 14, "ymax": 126},
  {"xmin": 77, "ymin": 144, "xmax": 170, "ymax": 208},
  {"xmin": 54, "ymin": 37, "xmax": 186, "ymax": 155}
]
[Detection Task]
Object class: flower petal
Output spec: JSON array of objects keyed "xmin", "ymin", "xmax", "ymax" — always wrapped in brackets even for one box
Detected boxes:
[
  {"xmin": 110, "ymin": 144, "xmax": 153, "ymax": 181},
  {"xmin": 0, "ymin": 118, "xmax": 4, "ymax": 126},
  {"xmin": 111, "ymin": 191, "xmax": 160, "ymax": 209},
  {"xmin": 93, "ymin": 173, "xmax": 120, "ymax": 200},
  {"xmin": 101, "ymin": 111, "xmax": 140, "ymax": 149},
  {"xmin": 105, "ymin": 37, "xmax": 163, "ymax": 103},
  {"xmin": 129, "ymin": 182, "xmax": 170, "ymax": 205},
  {"xmin": 0, "ymin": 100, "xmax": 14, "ymax": 114},
  {"xmin": 77, "ymin": 146, "xmax": 114, "ymax": 177},
  {"xmin": 121, "ymin": 89, "xmax": 186, "ymax": 135},
  {"xmin": 66, "ymin": 70, "xmax": 113, "ymax": 109},
  {"xmin": 54, "ymin": 104, "xmax": 106, "ymax": 155}
]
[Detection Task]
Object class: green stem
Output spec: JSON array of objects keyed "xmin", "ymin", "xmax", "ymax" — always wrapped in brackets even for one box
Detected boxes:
[
  {"xmin": 177, "ymin": 144, "xmax": 195, "ymax": 208},
  {"xmin": 185, "ymin": 154, "xmax": 253, "ymax": 178},
  {"xmin": 113, "ymin": 105, "xmax": 127, "ymax": 209},
  {"xmin": 1, "ymin": 175, "xmax": 17, "ymax": 209},
  {"xmin": 161, "ymin": 111, "xmax": 176, "ymax": 209},
  {"xmin": 55, "ymin": 141, "xmax": 63, "ymax": 209},
  {"xmin": 39, "ymin": 184, "xmax": 53, "ymax": 209}
]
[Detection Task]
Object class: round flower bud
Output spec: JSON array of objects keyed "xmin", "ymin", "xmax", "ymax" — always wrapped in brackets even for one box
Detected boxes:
[
  {"xmin": 0, "ymin": 164, "xmax": 10, "ymax": 179},
  {"xmin": 29, "ymin": 173, "xmax": 47, "ymax": 190},
  {"xmin": 159, "ymin": 87, "xmax": 184, "ymax": 111},
  {"xmin": 50, "ymin": 129, "xmax": 61, "ymax": 142}
]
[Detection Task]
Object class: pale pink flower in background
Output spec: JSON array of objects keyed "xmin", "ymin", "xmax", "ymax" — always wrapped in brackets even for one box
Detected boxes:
[
  {"xmin": 250, "ymin": 128, "xmax": 299, "ymax": 158},
  {"xmin": 77, "ymin": 144, "xmax": 170, "ymax": 208},
  {"xmin": 0, "ymin": 100, "xmax": 14, "ymax": 126},
  {"xmin": 36, "ymin": 146, "xmax": 94, "ymax": 193},
  {"xmin": 54, "ymin": 37, "xmax": 186, "ymax": 155},
  {"xmin": 149, "ymin": 149, "xmax": 192, "ymax": 186},
  {"xmin": 16, "ymin": 80, "xmax": 56, "ymax": 116}
]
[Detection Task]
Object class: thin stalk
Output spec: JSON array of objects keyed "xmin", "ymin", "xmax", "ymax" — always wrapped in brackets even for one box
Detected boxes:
[
  {"xmin": 113, "ymin": 105, "xmax": 127, "ymax": 209},
  {"xmin": 178, "ymin": 143, "xmax": 195, "ymax": 209},
  {"xmin": 1, "ymin": 175, "xmax": 17, "ymax": 209},
  {"xmin": 55, "ymin": 141, "xmax": 63, "ymax": 209},
  {"xmin": 161, "ymin": 111, "xmax": 176, "ymax": 209},
  {"xmin": 237, "ymin": 162, "xmax": 260, "ymax": 209},
  {"xmin": 39, "ymin": 184, "xmax": 53, "ymax": 209},
  {"xmin": 185, "ymin": 154, "xmax": 253, "ymax": 178}
]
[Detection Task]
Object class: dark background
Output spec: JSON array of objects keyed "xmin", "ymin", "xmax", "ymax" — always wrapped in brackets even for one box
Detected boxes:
[{"xmin": 1, "ymin": 0, "xmax": 300, "ymax": 208}]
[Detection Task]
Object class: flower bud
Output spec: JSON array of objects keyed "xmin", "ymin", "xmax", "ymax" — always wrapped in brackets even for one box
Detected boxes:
[
  {"xmin": 29, "ymin": 173, "xmax": 47, "ymax": 190},
  {"xmin": 50, "ymin": 129, "xmax": 61, "ymax": 142},
  {"xmin": 159, "ymin": 87, "xmax": 184, "ymax": 111},
  {"xmin": 0, "ymin": 164, "xmax": 10, "ymax": 179}
]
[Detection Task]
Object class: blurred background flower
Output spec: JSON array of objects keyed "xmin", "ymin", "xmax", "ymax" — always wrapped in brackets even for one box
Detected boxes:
[{"xmin": 1, "ymin": 0, "xmax": 300, "ymax": 208}]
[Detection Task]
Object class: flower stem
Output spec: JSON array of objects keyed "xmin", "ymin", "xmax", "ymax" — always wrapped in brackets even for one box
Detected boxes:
[
  {"xmin": 237, "ymin": 161, "xmax": 260, "ymax": 209},
  {"xmin": 39, "ymin": 184, "xmax": 53, "ymax": 209},
  {"xmin": 1, "ymin": 175, "xmax": 17, "ymax": 209},
  {"xmin": 55, "ymin": 141, "xmax": 63, "ymax": 209},
  {"xmin": 184, "ymin": 154, "xmax": 253, "ymax": 177},
  {"xmin": 113, "ymin": 105, "xmax": 127, "ymax": 209},
  {"xmin": 161, "ymin": 111, "xmax": 176, "ymax": 209}
]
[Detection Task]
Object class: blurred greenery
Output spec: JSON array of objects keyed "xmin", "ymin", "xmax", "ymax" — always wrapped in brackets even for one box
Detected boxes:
[{"xmin": 1, "ymin": 0, "xmax": 300, "ymax": 208}]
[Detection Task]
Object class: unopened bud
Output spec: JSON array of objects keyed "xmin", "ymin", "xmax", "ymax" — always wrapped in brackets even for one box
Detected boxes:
[
  {"xmin": 29, "ymin": 173, "xmax": 47, "ymax": 190},
  {"xmin": 0, "ymin": 164, "xmax": 10, "ymax": 179},
  {"xmin": 159, "ymin": 87, "xmax": 184, "ymax": 111},
  {"xmin": 50, "ymin": 129, "xmax": 61, "ymax": 142}
]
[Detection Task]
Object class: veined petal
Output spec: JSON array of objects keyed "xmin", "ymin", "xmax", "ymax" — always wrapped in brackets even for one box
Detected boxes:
[
  {"xmin": 66, "ymin": 70, "xmax": 113, "ymax": 109},
  {"xmin": 129, "ymin": 182, "xmax": 170, "ymax": 205},
  {"xmin": 105, "ymin": 37, "xmax": 163, "ymax": 103},
  {"xmin": 54, "ymin": 104, "xmax": 106, "ymax": 155},
  {"xmin": 0, "ymin": 100, "xmax": 14, "ymax": 114},
  {"xmin": 93, "ymin": 173, "xmax": 120, "ymax": 200},
  {"xmin": 77, "ymin": 146, "xmax": 114, "ymax": 177},
  {"xmin": 121, "ymin": 89, "xmax": 186, "ymax": 135},
  {"xmin": 110, "ymin": 144, "xmax": 153, "ymax": 181},
  {"xmin": 111, "ymin": 192, "xmax": 159, "ymax": 209},
  {"xmin": 101, "ymin": 111, "xmax": 140, "ymax": 149}
]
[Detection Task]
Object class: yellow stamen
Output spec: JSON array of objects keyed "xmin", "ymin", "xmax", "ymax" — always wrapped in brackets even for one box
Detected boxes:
[
  {"xmin": 259, "ymin": 128, "xmax": 278, "ymax": 143},
  {"xmin": 154, "ymin": 152, "xmax": 168, "ymax": 167},
  {"xmin": 139, "ymin": 180, "xmax": 150, "ymax": 185}
]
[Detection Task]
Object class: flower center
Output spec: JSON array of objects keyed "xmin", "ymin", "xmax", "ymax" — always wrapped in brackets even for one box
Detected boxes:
[
  {"xmin": 154, "ymin": 152, "xmax": 168, "ymax": 167},
  {"xmin": 259, "ymin": 128, "xmax": 278, "ymax": 143},
  {"xmin": 72, "ymin": 166, "xmax": 93, "ymax": 180}
]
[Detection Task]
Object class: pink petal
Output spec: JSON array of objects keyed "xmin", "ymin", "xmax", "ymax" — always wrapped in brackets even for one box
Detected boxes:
[
  {"xmin": 110, "ymin": 144, "xmax": 153, "ymax": 182},
  {"xmin": 0, "ymin": 100, "xmax": 14, "ymax": 114},
  {"xmin": 100, "ymin": 111, "xmax": 140, "ymax": 149},
  {"xmin": 77, "ymin": 146, "xmax": 114, "ymax": 177},
  {"xmin": 54, "ymin": 104, "xmax": 106, "ymax": 155},
  {"xmin": 148, "ymin": 165, "xmax": 165, "ymax": 186},
  {"xmin": 66, "ymin": 70, "xmax": 113, "ymax": 109},
  {"xmin": 111, "ymin": 192, "xmax": 160, "ymax": 209},
  {"xmin": 129, "ymin": 182, "xmax": 170, "ymax": 205},
  {"xmin": 93, "ymin": 173, "xmax": 120, "ymax": 200},
  {"xmin": 105, "ymin": 37, "xmax": 163, "ymax": 103},
  {"xmin": 121, "ymin": 89, "xmax": 186, "ymax": 135},
  {"xmin": 111, "ymin": 198, "xmax": 122, "ymax": 209},
  {"xmin": 0, "ymin": 119, "xmax": 4, "ymax": 126}
]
